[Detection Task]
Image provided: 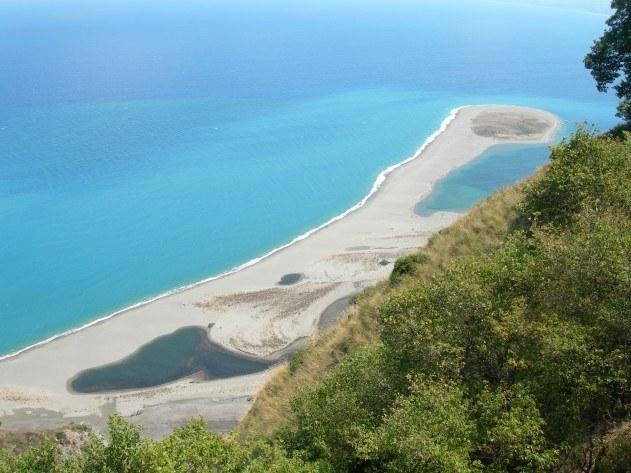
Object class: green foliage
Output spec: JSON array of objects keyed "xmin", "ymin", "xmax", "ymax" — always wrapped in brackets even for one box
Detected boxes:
[
  {"xmin": 0, "ymin": 449, "xmax": 15, "ymax": 473},
  {"xmin": 0, "ymin": 416, "xmax": 320, "ymax": 472},
  {"xmin": 605, "ymin": 122, "xmax": 631, "ymax": 140},
  {"xmin": 0, "ymin": 438, "xmax": 84, "ymax": 473},
  {"xmin": 358, "ymin": 378, "xmax": 476, "ymax": 473},
  {"xmin": 102, "ymin": 414, "xmax": 144, "ymax": 472},
  {"xmin": 519, "ymin": 128, "xmax": 631, "ymax": 228},
  {"xmin": 136, "ymin": 418, "xmax": 246, "ymax": 472},
  {"xmin": 473, "ymin": 385, "xmax": 557, "ymax": 472},
  {"xmin": 390, "ymin": 253, "xmax": 428, "ymax": 285},
  {"xmin": 10, "ymin": 440, "xmax": 61, "ymax": 473},
  {"xmin": 289, "ymin": 349, "xmax": 307, "ymax": 374},
  {"xmin": 286, "ymin": 347, "xmax": 398, "ymax": 470},
  {"xmin": 585, "ymin": 1, "xmax": 631, "ymax": 121},
  {"xmin": 379, "ymin": 276, "xmax": 468, "ymax": 382},
  {"xmin": 286, "ymin": 130, "xmax": 631, "ymax": 471}
]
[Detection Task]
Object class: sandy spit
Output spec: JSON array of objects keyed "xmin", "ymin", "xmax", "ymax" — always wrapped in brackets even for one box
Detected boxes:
[{"xmin": 0, "ymin": 105, "xmax": 561, "ymax": 437}]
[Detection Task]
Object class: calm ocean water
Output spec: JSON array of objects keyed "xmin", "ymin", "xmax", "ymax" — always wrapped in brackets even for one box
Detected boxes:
[{"xmin": 0, "ymin": 0, "xmax": 618, "ymax": 355}]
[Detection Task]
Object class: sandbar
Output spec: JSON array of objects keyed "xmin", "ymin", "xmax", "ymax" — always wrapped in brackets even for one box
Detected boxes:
[{"xmin": 0, "ymin": 105, "xmax": 561, "ymax": 437}]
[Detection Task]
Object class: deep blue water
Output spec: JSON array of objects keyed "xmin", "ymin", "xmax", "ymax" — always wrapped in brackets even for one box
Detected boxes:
[{"xmin": 0, "ymin": 0, "xmax": 618, "ymax": 356}]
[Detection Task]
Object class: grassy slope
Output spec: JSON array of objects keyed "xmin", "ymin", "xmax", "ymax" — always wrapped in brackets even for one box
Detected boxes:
[
  {"xmin": 236, "ymin": 181, "xmax": 528, "ymax": 440},
  {"xmin": 0, "ymin": 179, "xmax": 530, "ymax": 449}
]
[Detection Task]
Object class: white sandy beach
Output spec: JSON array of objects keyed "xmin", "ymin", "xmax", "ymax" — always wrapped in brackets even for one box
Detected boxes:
[{"xmin": 0, "ymin": 105, "xmax": 560, "ymax": 437}]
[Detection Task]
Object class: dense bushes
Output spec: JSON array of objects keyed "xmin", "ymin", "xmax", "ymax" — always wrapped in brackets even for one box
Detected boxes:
[
  {"xmin": 0, "ymin": 416, "xmax": 322, "ymax": 473},
  {"xmin": 282, "ymin": 130, "xmax": 631, "ymax": 472},
  {"xmin": 519, "ymin": 128, "xmax": 631, "ymax": 228},
  {"xmin": 1, "ymin": 130, "xmax": 629, "ymax": 471}
]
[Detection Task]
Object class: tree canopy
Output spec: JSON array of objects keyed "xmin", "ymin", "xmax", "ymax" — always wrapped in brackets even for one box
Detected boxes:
[{"xmin": 585, "ymin": 0, "xmax": 631, "ymax": 121}]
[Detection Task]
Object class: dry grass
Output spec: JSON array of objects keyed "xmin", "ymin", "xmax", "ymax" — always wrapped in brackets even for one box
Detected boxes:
[
  {"xmin": 234, "ymin": 283, "xmax": 386, "ymax": 440},
  {"xmin": 235, "ymin": 183, "xmax": 528, "ymax": 440},
  {"xmin": 405, "ymin": 183, "xmax": 525, "ymax": 283}
]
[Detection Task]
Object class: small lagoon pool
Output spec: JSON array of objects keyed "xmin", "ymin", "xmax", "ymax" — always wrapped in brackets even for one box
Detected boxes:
[
  {"xmin": 69, "ymin": 327, "xmax": 272, "ymax": 393},
  {"xmin": 71, "ymin": 144, "xmax": 556, "ymax": 393},
  {"xmin": 415, "ymin": 144, "xmax": 551, "ymax": 216}
]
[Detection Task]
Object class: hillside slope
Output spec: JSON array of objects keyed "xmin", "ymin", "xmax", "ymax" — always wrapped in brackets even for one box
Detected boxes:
[
  {"xmin": 238, "ymin": 128, "xmax": 631, "ymax": 472},
  {"xmin": 1, "ymin": 129, "xmax": 629, "ymax": 472}
]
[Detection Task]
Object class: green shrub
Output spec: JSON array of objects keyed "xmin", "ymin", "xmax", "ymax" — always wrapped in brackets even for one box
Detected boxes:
[
  {"xmin": 358, "ymin": 378, "xmax": 476, "ymax": 473},
  {"xmin": 389, "ymin": 252, "xmax": 428, "ymax": 284},
  {"xmin": 520, "ymin": 129, "xmax": 631, "ymax": 229},
  {"xmin": 289, "ymin": 350, "xmax": 307, "ymax": 375},
  {"xmin": 287, "ymin": 347, "xmax": 398, "ymax": 470}
]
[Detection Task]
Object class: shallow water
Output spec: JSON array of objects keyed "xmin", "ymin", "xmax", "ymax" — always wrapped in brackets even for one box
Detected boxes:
[
  {"xmin": 69, "ymin": 327, "xmax": 271, "ymax": 393},
  {"xmin": 415, "ymin": 144, "xmax": 551, "ymax": 216},
  {"xmin": 0, "ymin": 0, "xmax": 618, "ymax": 355},
  {"xmin": 277, "ymin": 273, "xmax": 304, "ymax": 286}
]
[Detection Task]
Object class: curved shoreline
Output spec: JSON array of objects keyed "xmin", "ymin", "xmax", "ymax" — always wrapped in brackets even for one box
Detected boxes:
[
  {"xmin": 67, "ymin": 326, "xmax": 274, "ymax": 395},
  {"xmin": 0, "ymin": 105, "xmax": 561, "ymax": 437},
  {"xmin": 0, "ymin": 106, "xmax": 464, "ymax": 362}
]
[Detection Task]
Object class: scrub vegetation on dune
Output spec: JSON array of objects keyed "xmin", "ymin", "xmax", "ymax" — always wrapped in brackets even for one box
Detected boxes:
[
  {"xmin": 1, "ymin": 127, "xmax": 630, "ymax": 472},
  {"xmin": 237, "ymin": 179, "xmax": 525, "ymax": 440}
]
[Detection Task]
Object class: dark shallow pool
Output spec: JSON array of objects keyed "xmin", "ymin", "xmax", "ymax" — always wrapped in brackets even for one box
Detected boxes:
[
  {"xmin": 69, "ymin": 326, "xmax": 272, "ymax": 393},
  {"xmin": 277, "ymin": 273, "xmax": 304, "ymax": 285},
  {"xmin": 415, "ymin": 143, "xmax": 550, "ymax": 216}
]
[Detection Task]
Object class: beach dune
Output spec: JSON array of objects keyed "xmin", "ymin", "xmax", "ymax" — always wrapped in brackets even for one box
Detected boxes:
[{"xmin": 0, "ymin": 105, "xmax": 560, "ymax": 437}]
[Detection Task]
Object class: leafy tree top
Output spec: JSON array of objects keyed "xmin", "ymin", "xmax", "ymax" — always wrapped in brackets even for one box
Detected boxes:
[{"xmin": 585, "ymin": 0, "xmax": 631, "ymax": 121}]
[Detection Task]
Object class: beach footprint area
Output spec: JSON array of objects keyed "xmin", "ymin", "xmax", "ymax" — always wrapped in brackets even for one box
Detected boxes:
[{"xmin": 0, "ymin": 106, "xmax": 560, "ymax": 437}]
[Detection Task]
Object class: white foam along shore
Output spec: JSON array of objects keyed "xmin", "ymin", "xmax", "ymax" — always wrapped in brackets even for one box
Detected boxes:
[
  {"xmin": 0, "ymin": 107, "xmax": 464, "ymax": 363},
  {"xmin": 0, "ymin": 105, "xmax": 561, "ymax": 437}
]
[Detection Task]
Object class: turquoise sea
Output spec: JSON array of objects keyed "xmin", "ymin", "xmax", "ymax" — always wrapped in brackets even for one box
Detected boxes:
[{"xmin": 0, "ymin": 0, "xmax": 618, "ymax": 356}]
